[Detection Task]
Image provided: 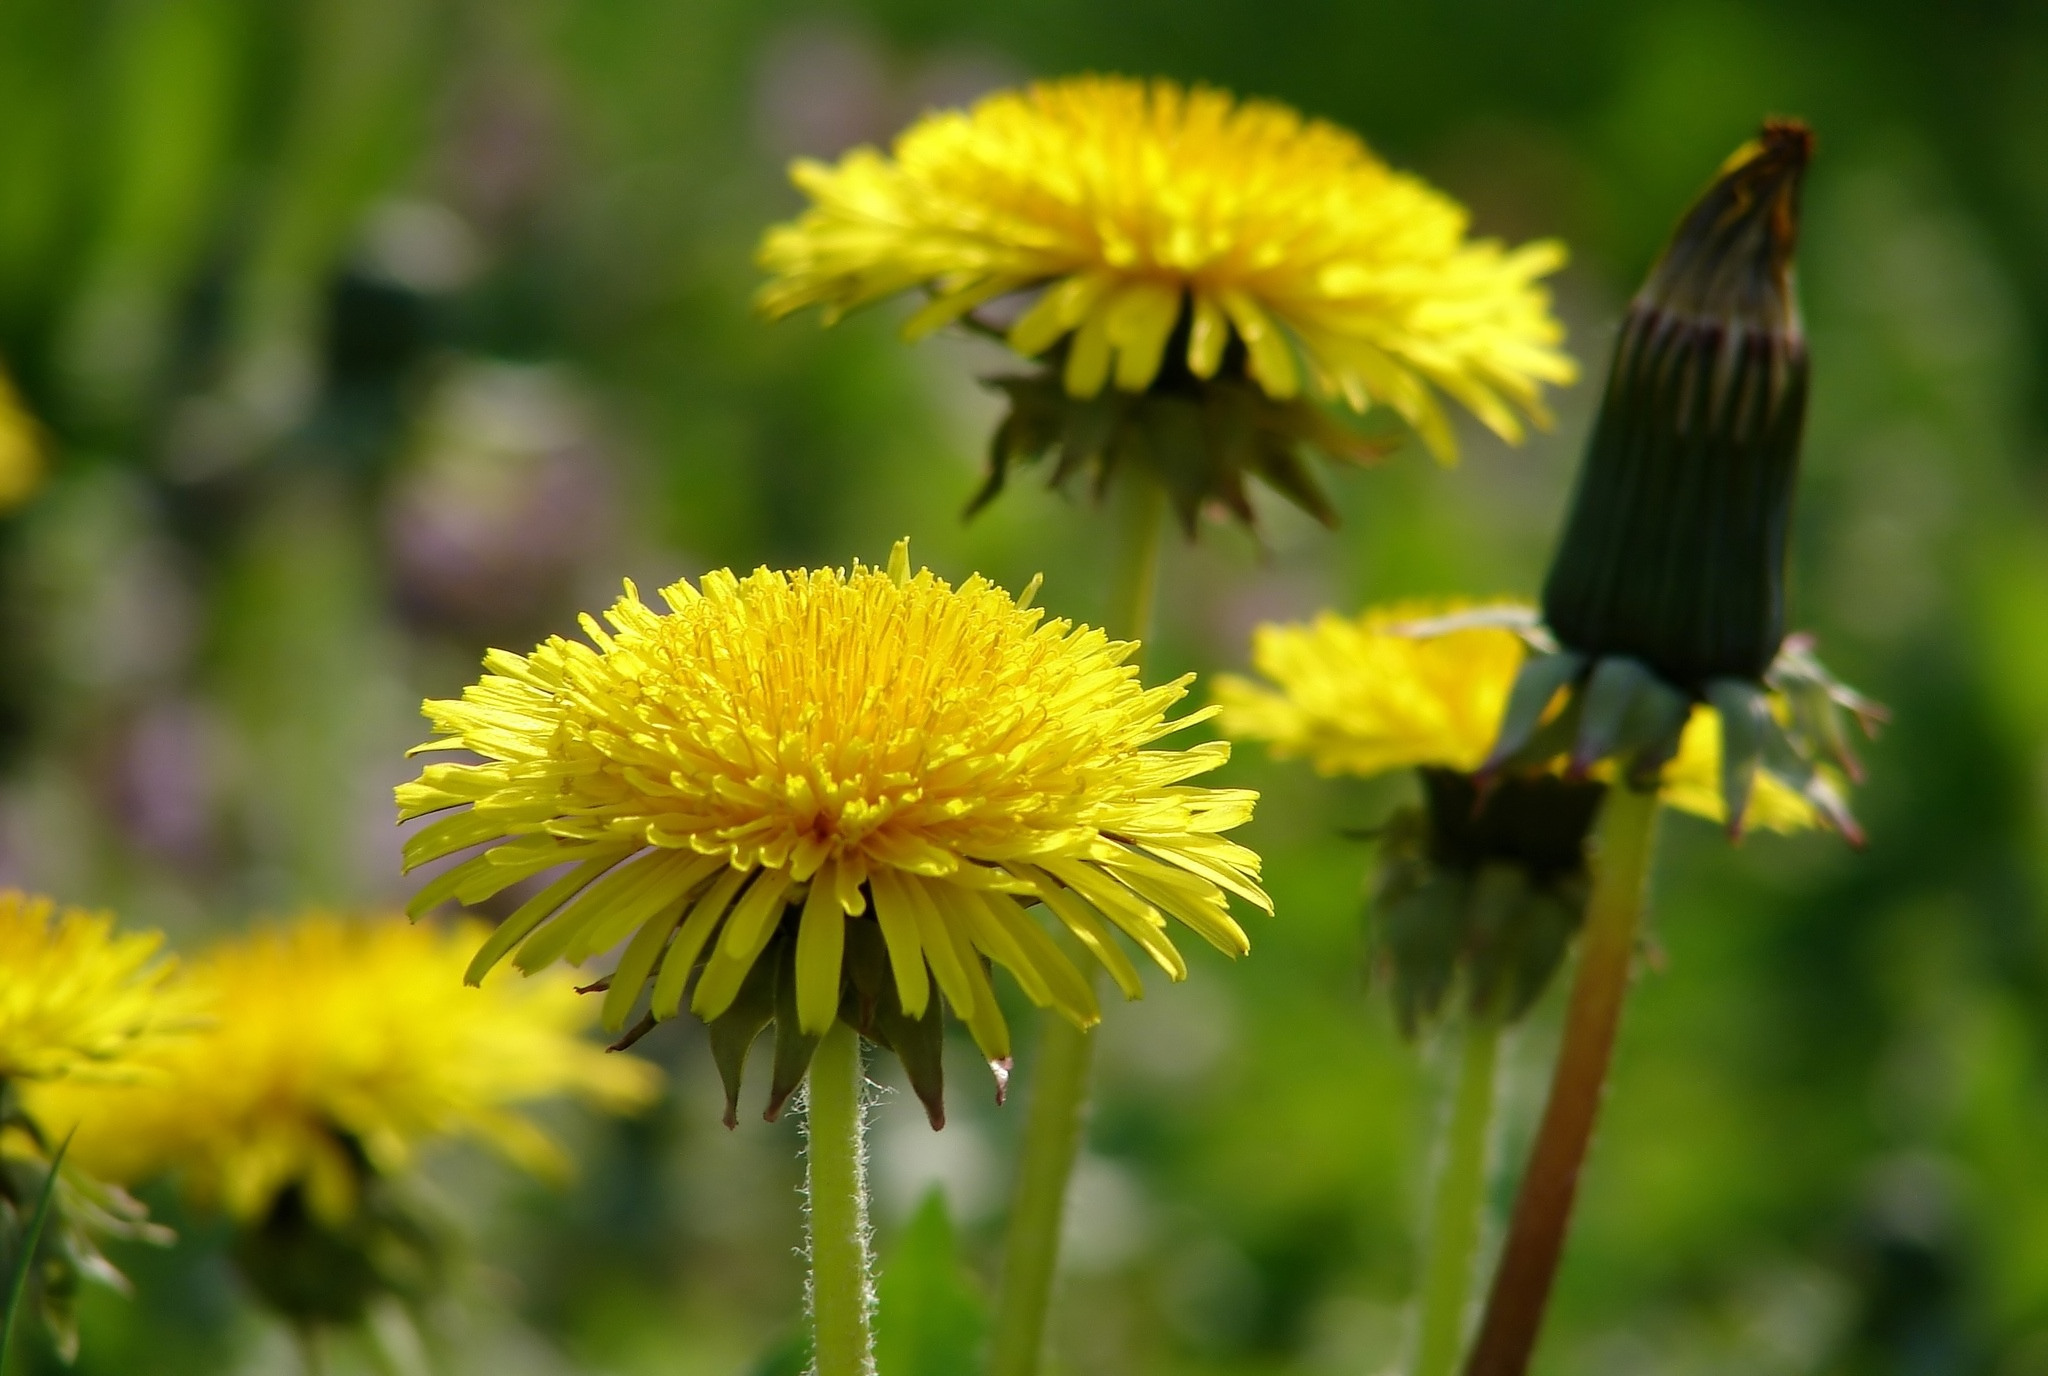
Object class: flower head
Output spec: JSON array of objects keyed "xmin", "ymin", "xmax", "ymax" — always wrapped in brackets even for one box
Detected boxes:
[
  {"xmin": 0, "ymin": 892, "xmax": 183, "ymax": 1358},
  {"xmin": 28, "ymin": 913, "xmax": 655, "ymax": 1226},
  {"xmin": 398, "ymin": 541, "xmax": 1265, "ymax": 1125},
  {"xmin": 1484, "ymin": 122, "xmax": 1881, "ymax": 835},
  {"xmin": 1218, "ymin": 601, "xmax": 1827, "ymax": 1030},
  {"xmin": 758, "ymin": 76, "xmax": 1575, "ymax": 528},
  {"xmin": 1213, "ymin": 601, "xmax": 1818, "ymax": 832},
  {"xmin": 0, "ymin": 890, "xmax": 184, "ymax": 1086}
]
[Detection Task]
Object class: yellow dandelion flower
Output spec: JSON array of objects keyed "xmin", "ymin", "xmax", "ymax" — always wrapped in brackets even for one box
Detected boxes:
[
  {"xmin": 397, "ymin": 540, "xmax": 1266, "ymax": 1124},
  {"xmin": 1213, "ymin": 600, "xmax": 1818, "ymax": 834},
  {"xmin": 0, "ymin": 890, "xmax": 183, "ymax": 1086},
  {"xmin": 0, "ymin": 367, "xmax": 44, "ymax": 513},
  {"xmin": 28, "ymin": 913, "xmax": 656, "ymax": 1226},
  {"xmin": 758, "ymin": 75, "xmax": 1575, "ymax": 464}
]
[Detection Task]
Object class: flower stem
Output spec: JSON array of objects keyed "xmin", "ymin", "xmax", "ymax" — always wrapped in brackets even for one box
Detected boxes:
[
  {"xmin": 806, "ymin": 1021, "xmax": 876, "ymax": 1376},
  {"xmin": 989, "ymin": 473, "xmax": 1166, "ymax": 1376},
  {"xmin": 1413, "ymin": 1011, "xmax": 1503, "ymax": 1376},
  {"xmin": 1104, "ymin": 472, "xmax": 1167, "ymax": 651},
  {"xmin": 1462, "ymin": 787, "xmax": 1661, "ymax": 1376}
]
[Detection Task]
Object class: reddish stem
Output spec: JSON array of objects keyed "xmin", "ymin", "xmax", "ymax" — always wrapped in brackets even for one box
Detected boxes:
[{"xmin": 1462, "ymin": 786, "xmax": 1660, "ymax": 1376}]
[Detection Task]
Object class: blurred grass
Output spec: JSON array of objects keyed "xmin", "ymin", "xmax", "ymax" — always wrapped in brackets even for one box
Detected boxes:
[{"xmin": 1, "ymin": 1, "xmax": 2046, "ymax": 1373}]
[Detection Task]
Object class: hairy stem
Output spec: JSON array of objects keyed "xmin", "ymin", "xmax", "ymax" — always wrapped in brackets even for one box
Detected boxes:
[
  {"xmin": 1462, "ymin": 787, "xmax": 1661, "ymax": 1376},
  {"xmin": 806, "ymin": 1021, "xmax": 876, "ymax": 1376},
  {"xmin": 989, "ymin": 473, "xmax": 1166, "ymax": 1376},
  {"xmin": 1413, "ymin": 1011, "xmax": 1504, "ymax": 1376}
]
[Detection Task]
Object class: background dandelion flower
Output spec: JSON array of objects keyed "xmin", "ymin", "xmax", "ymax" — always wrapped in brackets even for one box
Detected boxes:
[
  {"xmin": 0, "ymin": 890, "xmax": 183, "ymax": 1086},
  {"xmin": 0, "ymin": 891, "xmax": 187, "ymax": 1359},
  {"xmin": 28, "ymin": 913, "xmax": 656, "ymax": 1227},
  {"xmin": 1217, "ymin": 602, "xmax": 1824, "ymax": 1031},
  {"xmin": 397, "ymin": 540, "xmax": 1266, "ymax": 1126},
  {"xmin": 757, "ymin": 75, "xmax": 1576, "ymax": 468},
  {"xmin": 1213, "ymin": 600, "xmax": 1822, "ymax": 833}
]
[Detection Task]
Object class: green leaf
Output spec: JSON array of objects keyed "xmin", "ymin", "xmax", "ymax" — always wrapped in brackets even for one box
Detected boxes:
[
  {"xmin": 747, "ymin": 1327, "xmax": 809, "ymax": 1376},
  {"xmin": 876, "ymin": 1190, "xmax": 988, "ymax": 1376},
  {"xmin": 2, "ymin": 1132, "xmax": 69, "ymax": 1372}
]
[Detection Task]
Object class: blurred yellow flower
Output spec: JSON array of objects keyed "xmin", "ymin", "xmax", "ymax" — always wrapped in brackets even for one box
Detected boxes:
[
  {"xmin": 397, "ymin": 541, "xmax": 1266, "ymax": 1073},
  {"xmin": 0, "ymin": 891, "xmax": 183, "ymax": 1085},
  {"xmin": 29, "ymin": 914, "xmax": 655, "ymax": 1225},
  {"xmin": 757, "ymin": 75, "xmax": 1576, "ymax": 462},
  {"xmin": 1213, "ymin": 601, "xmax": 1817, "ymax": 834},
  {"xmin": 0, "ymin": 369, "xmax": 46, "ymax": 512}
]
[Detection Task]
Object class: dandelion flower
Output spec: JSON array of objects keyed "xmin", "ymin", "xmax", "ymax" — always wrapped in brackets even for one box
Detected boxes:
[
  {"xmin": 397, "ymin": 540, "xmax": 1266, "ymax": 1125},
  {"xmin": 1215, "ymin": 602, "xmax": 1821, "ymax": 1028},
  {"xmin": 758, "ymin": 75, "xmax": 1576, "ymax": 528},
  {"xmin": 1211, "ymin": 600, "xmax": 1819, "ymax": 833},
  {"xmin": 0, "ymin": 890, "xmax": 183, "ymax": 1086},
  {"xmin": 0, "ymin": 891, "xmax": 185, "ymax": 1359},
  {"xmin": 29, "ymin": 913, "xmax": 655, "ymax": 1227}
]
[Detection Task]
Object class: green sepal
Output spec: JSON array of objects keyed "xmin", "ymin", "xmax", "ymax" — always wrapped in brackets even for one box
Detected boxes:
[
  {"xmin": 976, "ymin": 360, "xmax": 1397, "ymax": 537},
  {"xmin": 1478, "ymin": 637, "xmax": 1878, "ymax": 845},
  {"xmin": 707, "ymin": 934, "xmax": 783, "ymax": 1130},
  {"xmin": 1466, "ymin": 863, "xmax": 1589, "ymax": 1022},
  {"xmin": 1568, "ymin": 655, "xmax": 1690, "ymax": 785},
  {"xmin": 1706, "ymin": 677, "xmax": 1770, "ymax": 838},
  {"xmin": 586, "ymin": 881, "xmax": 1038, "ymax": 1130},
  {"xmin": 857, "ymin": 988, "xmax": 948, "ymax": 1133},
  {"xmin": 1482, "ymin": 651, "xmax": 1585, "ymax": 773},
  {"xmin": 1374, "ymin": 823, "xmax": 1467, "ymax": 1037},
  {"xmin": 765, "ymin": 942, "xmax": 824, "ymax": 1124},
  {"xmin": 1371, "ymin": 771, "xmax": 1604, "ymax": 1034},
  {"xmin": 1767, "ymin": 634, "xmax": 1887, "ymax": 783}
]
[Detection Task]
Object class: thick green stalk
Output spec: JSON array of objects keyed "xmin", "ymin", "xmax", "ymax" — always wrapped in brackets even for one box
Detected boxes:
[
  {"xmin": 1413, "ymin": 1011, "xmax": 1504, "ymax": 1376},
  {"xmin": 807, "ymin": 1021, "xmax": 876, "ymax": 1376},
  {"xmin": 989, "ymin": 474, "xmax": 1166, "ymax": 1376},
  {"xmin": 1462, "ymin": 788, "xmax": 1661, "ymax": 1376}
]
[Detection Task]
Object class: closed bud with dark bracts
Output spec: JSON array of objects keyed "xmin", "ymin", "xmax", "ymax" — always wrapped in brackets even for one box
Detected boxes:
[
  {"xmin": 1544, "ymin": 121, "xmax": 1811, "ymax": 687},
  {"xmin": 1486, "ymin": 123, "xmax": 1882, "ymax": 839}
]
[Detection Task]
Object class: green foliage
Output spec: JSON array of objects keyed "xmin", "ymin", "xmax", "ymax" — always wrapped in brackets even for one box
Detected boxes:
[
  {"xmin": 0, "ymin": 1, "xmax": 2046, "ymax": 1373},
  {"xmin": 1, "ymin": 1132, "xmax": 66, "ymax": 1372},
  {"xmin": 876, "ymin": 1191, "xmax": 988, "ymax": 1376}
]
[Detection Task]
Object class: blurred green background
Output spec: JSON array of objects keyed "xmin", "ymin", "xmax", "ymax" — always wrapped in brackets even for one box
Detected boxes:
[{"xmin": 3, "ymin": 0, "xmax": 2047, "ymax": 1373}]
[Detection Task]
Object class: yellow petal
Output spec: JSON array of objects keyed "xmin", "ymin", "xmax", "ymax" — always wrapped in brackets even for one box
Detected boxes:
[
  {"xmin": 795, "ymin": 860, "xmax": 847, "ymax": 1034},
  {"xmin": 867, "ymin": 868, "xmax": 931, "ymax": 1018}
]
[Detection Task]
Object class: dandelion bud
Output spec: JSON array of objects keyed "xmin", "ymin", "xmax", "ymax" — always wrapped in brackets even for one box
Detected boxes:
[{"xmin": 1542, "ymin": 121, "xmax": 1812, "ymax": 687}]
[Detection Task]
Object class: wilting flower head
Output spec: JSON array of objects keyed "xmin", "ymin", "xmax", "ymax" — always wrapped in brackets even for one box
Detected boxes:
[
  {"xmin": 757, "ymin": 76, "xmax": 1575, "ymax": 529},
  {"xmin": 29, "ymin": 913, "xmax": 655, "ymax": 1226},
  {"xmin": 0, "ymin": 367, "xmax": 45, "ymax": 514},
  {"xmin": 0, "ymin": 890, "xmax": 184, "ymax": 1086},
  {"xmin": 398, "ymin": 540, "xmax": 1265, "ymax": 1126},
  {"xmin": 1215, "ymin": 603, "xmax": 1822, "ymax": 1028},
  {"xmin": 1490, "ymin": 121, "xmax": 1881, "ymax": 835}
]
